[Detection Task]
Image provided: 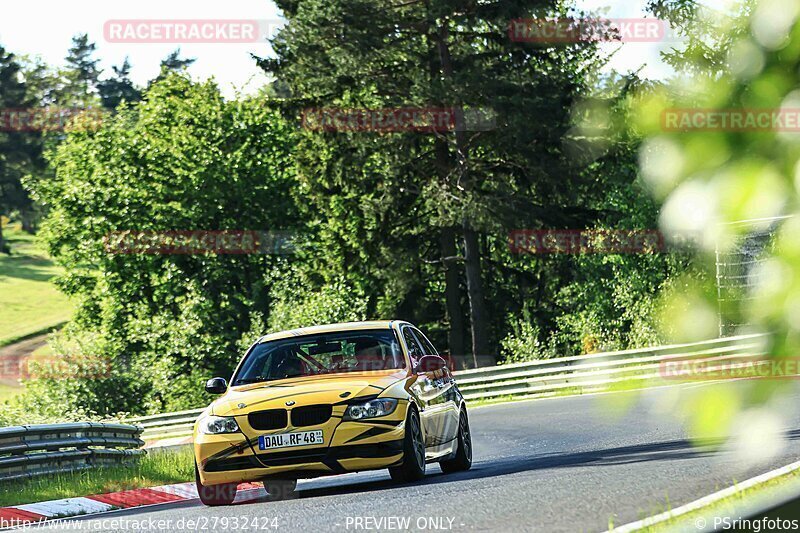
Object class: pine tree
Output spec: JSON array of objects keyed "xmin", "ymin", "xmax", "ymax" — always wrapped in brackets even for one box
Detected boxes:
[
  {"xmin": 65, "ymin": 34, "xmax": 101, "ymax": 92},
  {"xmin": 0, "ymin": 45, "xmax": 32, "ymax": 249},
  {"xmin": 98, "ymin": 58, "xmax": 142, "ymax": 110},
  {"xmin": 257, "ymin": 0, "xmax": 613, "ymax": 364}
]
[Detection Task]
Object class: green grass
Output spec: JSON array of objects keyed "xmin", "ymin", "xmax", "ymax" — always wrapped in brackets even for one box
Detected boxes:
[
  {"xmin": 467, "ymin": 394, "xmax": 517, "ymax": 408},
  {"xmin": 612, "ymin": 462, "xmax": 800, "ymax": 531},
  {"xmin": 0, "ymin": 447, "xmax": 195, "ymax": 508},
  {"xmin": 0, "ymin": 222, "xmax": 72, "ymax": 346},
  {"xmin": 0, "ymin": 382, "xmax": 21, "ymax": 403},
  {"xmin": 0, "ymin": 345, "xmax": 57, "ymax": 403}
]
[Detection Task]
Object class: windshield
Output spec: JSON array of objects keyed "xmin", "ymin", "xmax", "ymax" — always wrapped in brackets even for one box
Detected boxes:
[{"xmin": 232, "ymin": 329, "xmax": 405, "ymax": 386}]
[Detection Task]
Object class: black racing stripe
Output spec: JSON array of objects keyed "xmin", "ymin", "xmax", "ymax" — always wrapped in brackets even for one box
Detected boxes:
[
  {"xmin": 345, "ymin": 426, "xmax": 394, "ymax": 444},
  {"xmin": 322, "ymin": 458, "xmax": 347, "ymax": 474},
  {"xmin": 428, "ymin": 435, "xmax": 457, "ymax": 446},
  {"xmin": 360, "ymin": 419, "xmax": 402, "ymax": 427},
  {"xmin": 333, "ymin": 394, "xmax": 379, "ymax": 406},
  {"xmin": 206, "ymin": 436, "xmax": 259, "ymax": 462},
  {"xmin": 327, "ymin": 439, "xmax": 404, "ymax": 460}
]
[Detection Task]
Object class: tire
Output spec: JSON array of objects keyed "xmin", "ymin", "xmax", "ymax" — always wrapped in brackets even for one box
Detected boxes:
[
  {"xmin": 389, "ymin": 407, "xmax": 426, "ymax": 482},
  {"xmin": 264, "ymin": 479, "xmax": 297, "ymax": 500},
  {"xmin": 439, "ymin": 409, "xmax": 472, "ymax": 473},
  {"xmin": 196, "ymin": 462, "xmax": 237, "ymax": 506}
]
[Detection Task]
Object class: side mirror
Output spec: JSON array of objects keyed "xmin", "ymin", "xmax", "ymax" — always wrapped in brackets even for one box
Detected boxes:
[
  {"xmin": 417, "ymin": 355, "xmax": 447, "ymax": 374},
  {"xmin": 205, "ymin": 377, "xmax": 228, "ymax": 394}
]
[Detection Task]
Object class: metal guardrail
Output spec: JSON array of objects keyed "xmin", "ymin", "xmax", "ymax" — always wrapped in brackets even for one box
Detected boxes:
[
  {"xmin": 0, "ymin": 422, "xmax": 145, "ymax": 481},
  {"xmin": 132, "ymin": 334, "xmax": 766, "ymax": 441},
  {"xmin": 129, "ymin": 409, "xmax": 205, "ymax": 441},
  {"xmin": 454, "ymin": 333, "xmax": 765, "ymax": 401}
]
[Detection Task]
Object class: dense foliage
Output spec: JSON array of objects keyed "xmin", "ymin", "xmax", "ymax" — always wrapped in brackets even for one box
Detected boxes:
[
  {"xmin": 631, "ymin": 0, "xmax": 800, "ymax": 443},
  {"xmin": 24, "ymin": 77, "xmax": 300, "ymax": 414},
  {"xmin": 1, "ymin": 3, "xmax": 700, "ymax": 417},
  {"xmin": 256, "ymin": 0, "xmax": 689, "ymax": 367}
]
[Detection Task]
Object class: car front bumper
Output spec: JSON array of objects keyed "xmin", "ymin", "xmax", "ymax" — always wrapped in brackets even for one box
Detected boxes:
[{"xmin": 195, "ymin": 411, "xmax": 407, "ymax": 486}]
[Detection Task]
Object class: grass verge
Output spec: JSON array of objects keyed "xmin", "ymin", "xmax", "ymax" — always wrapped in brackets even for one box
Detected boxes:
[
  {"xmin": 610, "ymin": 460, "xmax": 800, "ymax": 531},
  {"xmin": 0, "ymin": 222, "xmax": 72, "ymax": 347},
  {"xmin": 0, "ymin": 447, "xmax": 195, "ymax": 508}
]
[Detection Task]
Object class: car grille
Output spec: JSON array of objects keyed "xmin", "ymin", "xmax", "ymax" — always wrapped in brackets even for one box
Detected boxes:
[
  {"xmin": 248, "ymin": 409, "xmax": 288, "ymax": 431},
  {"xmin": 291, "ymin": 404, "xmax": 332, "ymax": 427}
]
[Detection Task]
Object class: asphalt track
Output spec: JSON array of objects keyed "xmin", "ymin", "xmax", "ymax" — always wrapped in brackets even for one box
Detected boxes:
[{"xmin": 28, "ymin": 381, "xmax": 800, "ymax": 532}]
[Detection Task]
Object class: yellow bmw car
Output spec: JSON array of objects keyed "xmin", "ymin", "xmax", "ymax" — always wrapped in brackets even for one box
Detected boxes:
[{"xmin": 193, "ymin": 320, "xmax": 472, "ymax": 506}]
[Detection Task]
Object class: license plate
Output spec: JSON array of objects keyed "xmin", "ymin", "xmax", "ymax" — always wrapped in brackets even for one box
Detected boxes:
[{"xmin": 258, "ymin": 430, "xmax": 324, "ymax": 450}]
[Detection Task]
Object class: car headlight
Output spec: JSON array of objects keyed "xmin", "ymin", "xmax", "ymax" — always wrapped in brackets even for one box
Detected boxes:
[
  {"xmin": 344, "ymin": 399, "xmax": 398, "ymax": 420},
  {"xmin": 199, "ymin": 415, "xmax": 240, "ymax": 434}
]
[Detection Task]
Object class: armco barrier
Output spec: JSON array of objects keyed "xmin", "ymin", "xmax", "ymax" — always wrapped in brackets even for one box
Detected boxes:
[
  {"xmin": 132, "ymin": 334, "xmax": 766, "ymax": 440},
  {"xmin": 129, "ymin": 408, "xmax": 205, "ymax": 441},
  {"xmin": 454, "ymin": 333, "xmax": 765, "ymax": 401},
  {"xmin": 0, "ymin": 422, "xmax": 145, "ymax": 481}
]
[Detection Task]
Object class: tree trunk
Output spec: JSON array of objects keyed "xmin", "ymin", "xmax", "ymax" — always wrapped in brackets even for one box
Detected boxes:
[
  {"xmin": 440, "ymin": 227, "xmax": 465, "ymax": 364},
  {"xmin": 0, "ymin": 215, "xmax": 6, "ymax": 254},
  {"xmin": 433, "ymin": 21, "xmax": 491, "ymax": 366},
  {"xmin": 462, "ymin": 224, "xmax": 488, "ymax": 366},
  {"xmin": 21, "ymin": 210, "xmax": 35, "ymax": 233}
]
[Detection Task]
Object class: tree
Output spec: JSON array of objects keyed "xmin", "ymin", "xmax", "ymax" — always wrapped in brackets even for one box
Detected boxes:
[
  {"xmin": 160, "ymin": 48, "xmax": 196, "ymax": 72},
  {"xmin": 0, "ymin": 45, "xmax": 35, "ymax": 245},
  {"xmin": 65, "ymin": 34, "xmax": 101, "ymax": 93},
  {"xmin": 150, "ymin": 48, "xmax": 196, "ymax": 84},
  {"xmin": 27, "ymin": 74, "xmax": 301, "ymax": 414},
  {"xmin": 647, "ymin": 0, "xmax": 753, "ymax": 75},
  {"xmin": 98, "ymin": 58, "xmax": 141, "ymax": 110},
  {"xmin": 631, "ymin": 0, "xmax": 800, "ymax": 442},
  {"xmin": 148, "ymin": 49, "xmax": 197, "ymax": 87},
  {"xmin": 16, "ymin": 33, "xmax": 108, "ymax": 229},
  {"xmin": 257, "ymin": 0, "xmax": 620, "ymax": 365}
]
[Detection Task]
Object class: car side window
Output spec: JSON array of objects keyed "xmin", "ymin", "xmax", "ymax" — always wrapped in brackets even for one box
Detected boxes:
[
  {"xmin": 412, "ymin": 328, "xmax": 438, "ymax": 356},
  {"xmin": 402, "ymin": 327, "xmax": 424, "ymax": 366}
]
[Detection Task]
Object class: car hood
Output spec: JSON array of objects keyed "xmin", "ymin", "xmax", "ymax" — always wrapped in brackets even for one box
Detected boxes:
[{"xmin": 212, "ymin": 370, "xmax": 408, "ymax": 417}]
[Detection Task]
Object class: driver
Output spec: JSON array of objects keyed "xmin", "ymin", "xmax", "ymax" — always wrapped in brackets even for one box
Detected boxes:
[
  {"xmin": 274, "ymin": 353, "xmax": 304, "ymax": 378},
  {"xmin": 354, "ymin": 340, "xmax": 386, "ymax": 371}
]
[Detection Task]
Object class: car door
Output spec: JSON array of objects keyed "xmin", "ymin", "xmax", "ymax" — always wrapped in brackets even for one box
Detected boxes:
[
  {"xmin": 402, "ymin": 325, "xmax": 453, "ymax": 447},
  {"xmin": 411, "ymin": 327, "xmax": 460, "ymax": 445},
  {"xmin": 402, "ymin": 326, "xmax": 440, "ymax": 446}
]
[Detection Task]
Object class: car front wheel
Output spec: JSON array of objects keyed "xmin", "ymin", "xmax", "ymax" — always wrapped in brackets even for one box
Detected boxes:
[
  {"xmin": 196, "ymin": 462, "xmax": 238, "ymax": 506},
  {"xmin": 389, "ymin": 407, "xmax": 426, "ymax": 482}
]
